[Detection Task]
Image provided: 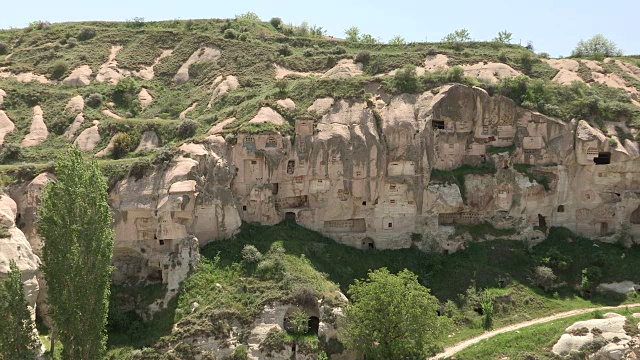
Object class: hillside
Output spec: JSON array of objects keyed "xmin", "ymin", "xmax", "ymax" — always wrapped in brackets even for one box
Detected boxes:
[{"xmin": 2, "ymin": 14, "xmax": 640, "ymax": 359}]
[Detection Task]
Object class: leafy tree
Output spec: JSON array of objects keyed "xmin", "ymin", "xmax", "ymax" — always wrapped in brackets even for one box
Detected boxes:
[
  {"xmin": 0, "ymin": 261, "xmax": 39, "ymax": 359},
  {"xmin": 286, "ymin": 308, "xmax": 310, "ymax": 335},
  {"xmin": 443, "ymin": 28, "xmax": 471, "ymax": 42},
  {"xmin": 39, "ymin": 146, "xmax": 114, "ymax": 360},
  {"xmin": 393, "ymin": 65, "xmax": 419, "ymax": 93},
  {"xmin": 269, "ymin": 17, "xmax": 282, "ymax": 29},
  {"xmin": 533, "ymin": 266, "xmax": 556, "ymax": 291},
  {"xmin": 344, "ymin": 26, "xmax": 360, "ymax": 42},
  {"xmin": 480, "ymin": 290, "xmax": 494, "ymax": 330},
  {"xmin": 360, "ymin": 34, "xmax": 378, "ymax": 44},
  {"xmin": 572, "ymin": 34, "xmax": 623, "ymax": 58},
  {"xmin": 50, "ymin": 60, "xmax": 69, "ymax": 80},
  {"xmin": 339, "ymin": 268, "xmax": 446, "ymax": 359},
  {"xmin": 493, "ymin": 30, "xmax": 512, "ymax": 44},
  {"xmin": 388, "ymin": 35, "xmax": 406, "ymax": 45}
]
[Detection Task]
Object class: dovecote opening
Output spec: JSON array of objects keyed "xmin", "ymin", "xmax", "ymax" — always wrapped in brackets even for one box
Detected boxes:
[{"xmin": 593, "ymin": 152, "xmax": 611, "ymax": 165}]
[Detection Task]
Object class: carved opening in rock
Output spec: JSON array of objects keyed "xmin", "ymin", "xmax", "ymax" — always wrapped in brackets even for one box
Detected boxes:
[
  {"xmin": 272, "ymin": 183, "xmax": 279, "ymax": 195},
  {"xmin": 432, "ymin": 120, "xmax": 445, "ymax": 130},
  {"xmin": 356, "ymin": 170, "xmax": 362, "ymax": 177},
  {"xmin": 383, "ymin": 217, "xmax": 394, "ymax": 230},
  {"xmin": 557, "ymin": 205, "xmax": 565, "ymax": 213},
  {"xmin": 631, "ymin": 206, "xmax": 640, "ymax": 224},
  {"xmin": 593, "ymin": 152, "xmax": 611, "ymax": 165},
  {"xmin": 266, "ymin": 137, "xmax": 277, "ymax": 148},
  {"xmin": 308, "ymin": 316, "xmax": 319, "ymax": 335},
  {"xmin": 538, "ymin": 214, "xmax": 546, "ymax": 228},
  {"xmin": 287, "ymin": 160, "xmax": 295, "ymax": 175},
  {"xmin": 362, "ymin": 201, "xmax": 367, "ymax": 206},
  {"xmin": 390, "ymin": 199, "xmax": 397, "ymax": 205},
  {"xmin": 285, "ymin": 212, "xmax": 296, "ymax": 222},
  {"xmin": 243, "ymin": 136, "xmax": 256, "ymax": 150},
  {"xmin": 159, "ymin": 239, "xmax": 165, "ymax": 245},
  {"xmin": 361, "ymin": 238, "xmax": 375, "ymax": 250},
  {"xmin": 600, "ymin": 222, "xmax": 609, "ymax": 236},
  {"xmin": 242, "ymin": 206, "xmax": 247, "ymax": 211},
  {"xmin": 443, "ymin": 249, "xmax": 449, "ymax": 255}
]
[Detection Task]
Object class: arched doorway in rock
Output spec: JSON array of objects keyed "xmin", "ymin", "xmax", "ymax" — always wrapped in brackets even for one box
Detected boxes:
[
  {"xmin": 538, "ymin": 214, "xmax": 546, "ymax": 228},
  {"xmin": 307, "ymin": 316, "xmax": 320, "ymax": 335},
  {"xmin": 600, "ymin": 222, "xmax": 608, "ymax": 236},
  {"xmin": 361, "ymin": 237, "xmax": 375, "ymax": 250},
  {"xmin": 631, "ymin": 205, "xmax": 640, "ymax": 224},
  {"xmin": 285, "ymin": 212, "xmax": 296, "ymax": 223}
]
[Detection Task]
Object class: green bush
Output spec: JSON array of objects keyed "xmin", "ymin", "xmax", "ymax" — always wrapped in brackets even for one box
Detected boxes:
[
  {"xmin": 533, "ymin": 266, "xmax": 556, "ymax": 291},
  {"xmin": 86, "ymin": 93, "xmax": 103, "ymax": 108},
  {"xmin": 223, "ymin": 28, "xmax": 240, "ymax": 39},
  {"xmin": 50, "ymin": 60, "xmax": 69, "ymax": 80},
  {"xmin": 393, "ymin": 65, "xmax": 419, "ymax": 93},
  {"xmin": 572, "ymin": 34, "xmax": 623, "ymax": 57},
  {"xmin": 112, "ymin": 77, "xmax": 139, "ymax": 109},
  {"xmin": 77, "ymin": 27, "xmax": 96, "ymax": 41},
  {"xmin": 176, "ymin": 119, "xmax": 198, "ymax": 139},
  {"xmin": 111, "ymin": 133, "xmax": 133, "ymax": 159},
  {"xmin": 278, "ymin": 44, "xmax": 292, "ymax": 56},
  {"xmin": 241, "ymin": 245, "xmax": 262, "ymax": 264},
  {"xmin": 447, "ymin": 65, "xmax": 465, "ymax": 82},
  {"xmin": 330, "ymin": 46, "xmax": 346, "ymax": 55},
  {"xmin": 355, "ymin": 51, "xmax": 371, "ymax": 65},
  {"xmin": 269, "ymin": 17, "xmax": 282, "ymax": 29},
  {"xmin": 0, "ymin": 42, "xmax": 8, "ymax": 55}
]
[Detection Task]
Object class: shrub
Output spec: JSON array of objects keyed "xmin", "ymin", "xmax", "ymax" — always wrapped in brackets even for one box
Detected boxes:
[
  {"xmin": 442, "ymin": 29, "xmax": 471, "ymax": 43},
  {"xmin": 269, "ymin": 17, "xmax": 282, "ymax": 29},
  {"xmin": 238, "ymin": 33, "xmax": 248, "ymax": 41},
  {"xmin": 112, "ymin": 77, "xmax": 139, "ymax": 108},
  {"xmin": 228, "ymin": 345, "xmax": 249, "ymax": 360},
  {"xmin": 447, "ymin": 65, "xmax": 465, "ymax": 82},
  {"xmin": 0, "ymin": 143, "xmax": 21, "ymax": 162},
  {"xmin": 77, "ymin": 27, "xmax": 96, "ymax": 41},
  {"xmin": 285, "ymin": 308, "xmax": 310, "ymax": 335},
  {"xmin": 176, "ymin": 119, "xmax": 198, "ymax": 138},
  {"xmin": 533, "ymin": 266, "xmax": 556, "ymax": 291},
  {"xmin": 520, "ymin": 52, "xmax": 534, "ymax": 74},
  {"xmin": 241, "ymin": 245, "xmax": 262, "ymax": 264},
  {"xmin": 330, "ymin": 46, "xmax": 347, "ymax": 55},
  {"xmin": 223, "ymin": 28, "xmax": 240, "ymax": 39},
  {"xmin": 16, "ymin": 163, "xmax": 37, "ymax": 181},
  {"xmin": 572, "ymin": 34, "xmax": 623, "ymax": 57},
  {"xmin": 111, "ymin": 133, "xmax": 133, "ymax": 159},
  {"xmin": 303, "ymin": 48, "xmax": 314, "ymax": 57},
  {"xmin": 498, "ymin": 51, "xmax": 508, "ymax": 62},
  {"xmin": 66, "ymin": 37, "xmax": 77, "ymax": 48},
  {"xmin": 50, "ymin": 60, "xmax": 69, "ymax": 80},
  {"xmin": 0, "ymin": 42, "xmax": 8, "ymax": 55},
  {"xmin": 86, "ymin": 93, "xmax": 103, "ymax": 107},
  {"xmin": 538, "ymin": 52, "xmax": 550, "ymax": 59},
  {"xmin": 493, "ymin": 30, "xmax": 512, "ymax": 44},
  {"xmin": 355, "ymin": 51, "xmax": 371, "ymax": 65},
  {"xmin": 275, "ymin": 79, "xmax": 288, "ymax": 94},
  {"xmin": 480, "ymin": 290, "xmax": 494, "ymax": 330},
  {"xmin": 393, "ymin": 65, "xmax": 419, "ymax": 93},
  {"xmin": 278, "ymin": 44, "xmax": 292, "ymax": 56},
  {"xmin": 128, "ymin": 159, "xmax": 152, "ymax": 180}
]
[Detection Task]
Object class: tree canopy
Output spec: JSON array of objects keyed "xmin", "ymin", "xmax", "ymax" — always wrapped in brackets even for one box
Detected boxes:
[
  {"xmin": 39, "ymin": 146, "xmax": 114, "ymax": 359},
  {"xmin": 0, "ymin": 261, "xmax": 39, "ymax": 360},
  {"xmin": 572, "ymin": 34, "xmax": 623, "ymax": 58},
  {"xmin": 339, "ymin": 268, "xmax": 447, "ymax": 360}
]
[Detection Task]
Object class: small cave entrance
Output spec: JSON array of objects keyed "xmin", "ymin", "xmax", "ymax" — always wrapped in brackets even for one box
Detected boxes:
[
  {"xmin": 361, "ymin": 238, "xmax": 375, "ymax": 250},
  {"xmin": 593, "ymin": 152, "xmax": 611, "ymax": 165},
  {"xmin": 147, "ymin": 269, "xmax": 163, "ymax": 283},
  {"xmin": 285, "ymin": 212, "xmax": 296, "ymax": 223},
  {"xmin": 307, "ymin": 316, "xmax": 319, "ymax": 335},
  {"xmin": 557, "ymin": 205, "xmax": 565, "ymax": 213},
  {"xmin": 538, "ymin": 214, "xmax": 546, "ymax": 228},
  {"xmin": 600, "ymin": 222, "xmax": 609, "ymax": 236},
  {"xmin": 631, "ymin": 206, "xmax": 640, "ymax": 224},
  {"xmin": 432, "ymin": 120, "xmax": 445, "ymax": 129},
  {"xmin": 272, "ymin": 183, "xmax": 279, "ymax": 195},
  {"xmin": 287, "ymin": 160, "xmax": 295, "ymax": 175}
]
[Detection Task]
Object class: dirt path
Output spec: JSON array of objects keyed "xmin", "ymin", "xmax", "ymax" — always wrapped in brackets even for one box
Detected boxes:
[{"xmin": 430, "ymin": 303, "xmax": 640, "ymax": 359}]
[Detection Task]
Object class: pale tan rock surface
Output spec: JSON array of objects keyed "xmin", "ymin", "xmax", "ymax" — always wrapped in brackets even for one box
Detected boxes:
[
  {"xmin": 173, "ymin": 47, "xmax": 221, "ymax": 84},
  {"xmin": 102, "ymin": 109, "xmax": 122, "ymax": 119},
  {"xmin": 0, "ymin": 70, "xmax": 50, "ymax": 84},
  {"xmin": 21, "ymin": 106, "xmax": 48, "ymax": 147},
  {"xmin": 207, "ymin": 75, "xmax": 239, "ymax": 107},
  {"xmin": 323, "ymin": 59, "xmax": 363, "ymax": 78},
  {"xmin": 179, "ymin": 102, "xmax": 197, "ymax": 120},
  {"xmin": 0, "ymin": 110, "xmax": 15, "ymax": 145},
  {"xmin": 64, "ymin": 113, "xmax": 85, "ymax": 140},
  {"xmin": 138, "ymin": 88, "xmax": 153, "ymax": 108},
  {"xmin": 95, "ymin": 133, "xmax": 119, "ymax": 157},
  {"xmin": 248, "ymin": 107, "xmax": 285, "ymax": 125},
  {"xmin": 552, "ymin": 69, "xmax": 585, "ymax": 85},
  {"xmin": 273, "ymin": 63, "xmax": 320, "ymax": 79},
  {"xmin": 96, "ymin": 45, "xmax": 130, "ymax": 84},
  {"xmin": 544, "ymin": 58, "xmax": 580, "ymax": 72},
  {"xmin": 134, "ymin": 49, "xmax": 173, "ymax": 80},
  {"xmin": 134, "ymin": 131, "xmax": 160, "ymax": 152},
  {"xmin": 0, "ymin": 88, "xmax": 5, "ymax": 105},
  {"xmin": 74, "ymin": 124, "xmax": 100, "ymax": 151},
  {"xmin": 276, "ymin": 98, "xmax": 296, "ymax": 111},
  {"xmin": 62, "ymin": 65, "xmax": 92, "ymax": 87},
  {"xmin": 207, "ymin": 117, "xmax": 236, "ymax": 135},
  {"xmin": 65, "ymin": 95, "xmax": 85, "ymax": 113},
  {"xmin": 462, "ymin": 62, "xmax": 521, "ymax": 83},
  {"xmin": 592, "ymin": 72, "xmax": 638, "ymax": 95},
  {"xmin": 307, "ymin": 97, "xmax": 335, "ymax": 115}
]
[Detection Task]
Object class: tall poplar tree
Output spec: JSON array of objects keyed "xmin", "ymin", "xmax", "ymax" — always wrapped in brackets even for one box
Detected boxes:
[
  {"xmin": 0, "ymin": 261, "xmax": 39, "ymax": 360},
  {"xmin": 38, "ymin": 146, "xmax": 114, "ymax": 359}
]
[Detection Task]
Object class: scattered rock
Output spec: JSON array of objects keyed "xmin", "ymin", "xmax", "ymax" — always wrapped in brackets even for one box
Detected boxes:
[
  {"xmin": 62, "ymin": 65, "xmax": 92, "ymax": 87},
  {"xmin": 273, "ymin": 63, "xmax": 320, "ymax": 79},
  {"xmin": 0, "ymin": 110, "xmax": 15, "ymax": 145},
  {"xmin": 597, "ymin": 281, "xmax": 639, "ymax": 294},
  {"xmin": 248, "ymin": 107, "xmax": 285, "ymax": 126},
  {"xmin": 0, "ymin": 88, "xmax": 5, "ymax": 105},
  {"xmin": 64, "ymin": 113, "xmax": 85, "ymax": 140},
  {"xmin": 307, "ymin": 97, "xmax": 335, "ymax": 115},
  {"xmin": 276, "ymin": 98, "xmax": 296, "ymax": 111},
  {"xmin": 592, "ymin": 72, "xmax": 638, "ymax": 95},
  {"xmin": 613, "ymin": 59, "xmax": 640, "ymax": 82},
  {"xmin": 462, "ymin": 62, "xmax": 521, "ymax": 84},
  {"xmin": 582, "ymin": 59, "xmax": 604, "ymax": 72},
  {"xmin": 65, "ymin": 95, "xmax": 85, "ymax": 113},
  {"xmin": 95, "ymin": 133, "xmax": 119, "ymax": 157},
  {"xmin": 74, "ymin": 125, "xmax": 100, "ymax": 151},
  {"xmin": 551, "ymin": 69, "xmax": 586, "ymax": 85},
  {"xmin": 135, "ymin": 131, "xmax": 159, "ymax": 152},
  {"xmin": 178, "ymin": 143, "xmax": 207, "ymax": 157},
  {"xmin": 174, "ymin": 47, "xmax": 221, "ymax": 84},
  {"xmin": 134, "ymin": 49, "xmax": 173, "ymax": 80},
  {"xmin": 0, "ymin": 70, "xmax": 50, "ymax": 84},
  {"xmin": 102, "ymin": 109, "xmax": 123, "ymax": 119},
  {"xmin": 544, "ymin": 58, "xmax": 580, "ymax": 72},
  {"xmin": 21, "ymin": 106, "xmax": 48, "ymax": 147},
  {"xmin": 96, "ymin": 45, "xmax": 130, "ymax": 84},
  {"xmin": 207, "ymin": 117, "xmax": 236, "ymax": 135},
  {"xmin": 423, "ymin": 54, "xmax": 450, "ymax": 72},
  {"xmin": 323, "ymin": 59, "xmax": 363, "ymax": 78},
  {"xmin": 179, "ymin": 102, "xmax": 197, "ymax": 120},
  {"xmin": 207, "ymin": 75, "xmax": 239, "ymax": 108},
  {"xmin": 138, "ymin": 88, "xmax": 153, "ymax": 109}
]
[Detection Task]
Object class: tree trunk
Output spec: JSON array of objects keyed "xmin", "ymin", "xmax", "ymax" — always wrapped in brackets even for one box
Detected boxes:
[{"xmin": 49, "ymin": 325, "xmax": 55, "ymax": 358}]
